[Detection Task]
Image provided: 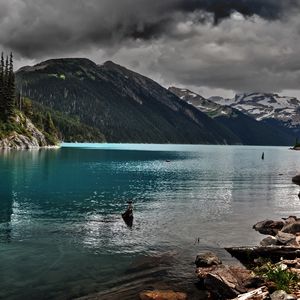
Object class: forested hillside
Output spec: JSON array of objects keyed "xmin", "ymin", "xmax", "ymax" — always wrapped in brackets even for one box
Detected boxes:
[{"xmin": 16, "ymin": 58, "xmax": 240, "ymax": 144}]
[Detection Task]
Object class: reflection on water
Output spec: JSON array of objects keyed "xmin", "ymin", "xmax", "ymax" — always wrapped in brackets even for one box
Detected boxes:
[{"xmin": 1, "ymin": 145, "xmax": 300, "ymax": 299}]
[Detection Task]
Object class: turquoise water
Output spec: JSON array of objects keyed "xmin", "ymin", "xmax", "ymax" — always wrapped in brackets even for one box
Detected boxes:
[{"xmin": 1, "ymin": 144, "xmax": 300, "ymax": 299}]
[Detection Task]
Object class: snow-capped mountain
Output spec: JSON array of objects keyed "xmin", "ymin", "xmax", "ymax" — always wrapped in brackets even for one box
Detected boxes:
[
  {"xmin": 169, "ymin": 87, "xmax": 296, "ymax": 146},
  {"xmin": 210, "ymin": 92, "xmax": 300, "ymax": 129}
]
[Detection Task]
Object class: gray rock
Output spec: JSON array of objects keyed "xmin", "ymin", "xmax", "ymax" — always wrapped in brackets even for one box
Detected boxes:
[
  {"xmin": 271, "ymin": 290, "xmax": 296, "ymax": 300},
  {"xmin": 195, "ymin": 251, "xmax": 222, "ymax": 267},
  {"xmin": 276, "ymin": 231, "xmax": 297, "ymax": 246},
  {"xmin": 196, "ymin": 264, "xmax": 254, "ymax": 299},
  {"xmin": 282, "ymin": 216, "xmax": 298, "ymax": 225},
  {"xmin": 0, "ymin": 114, "xmax": 58, "ymax": 149},
  {"xmin": 253, "ymin": 220, "xmax": 284, "ymax": 236},
  {"xmin": 282, "ymin": 221, "xmax": 300, "ymax": 235},
  {"xmin": 260, "ymin": 236, "xmax": 278, "ymax": 246}
]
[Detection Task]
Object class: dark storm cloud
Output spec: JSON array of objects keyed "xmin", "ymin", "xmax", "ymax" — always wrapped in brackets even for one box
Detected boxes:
[
  {"xmin": 0, "ymin": 0, "xmax": 299, "ymax": 58},
  {"xmin": 1, "ymin": 0, "xmax": 300, "ymax": 94}
]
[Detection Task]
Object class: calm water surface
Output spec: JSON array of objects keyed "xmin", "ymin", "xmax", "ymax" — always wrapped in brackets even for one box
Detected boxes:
[{"xmin": 1, "ymin": 144, "xmax": 300, "ymax": 299}]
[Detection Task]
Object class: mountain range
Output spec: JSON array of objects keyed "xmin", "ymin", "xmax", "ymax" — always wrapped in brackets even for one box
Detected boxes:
[
  {"xmin": 169, "ymin": 87, "xmax": 296, "ymax": 146},
  {"xmin": 15, "ymin": 58, "xmax": 298, "ymax": 145}
]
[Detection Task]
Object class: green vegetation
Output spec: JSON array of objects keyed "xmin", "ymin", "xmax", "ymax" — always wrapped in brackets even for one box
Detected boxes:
[
  {"xmin": 255, "ymin": 262, "xmax": 299, "ymax": 293},
  {"xmin": 27, "ymin": 99, "xmax": 105, "ymax": 142},
  {"xmin": 0, "ymin": 52, "xmax": 59, "ymax": 146},
  {"xmin": 0, "ymin": 52, "xmax": 15, "ymax": 120}
]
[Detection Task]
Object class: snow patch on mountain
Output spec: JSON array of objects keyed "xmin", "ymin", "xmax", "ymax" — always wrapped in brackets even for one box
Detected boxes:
[{"xmin": 210, "ymin": 92, "xmax": 300, "ymax": 128}]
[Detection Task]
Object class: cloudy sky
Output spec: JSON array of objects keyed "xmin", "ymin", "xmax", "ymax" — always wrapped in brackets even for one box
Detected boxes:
[{"xmin": 1, "ymin": 0, "xmax": 300, "ymax": 98}]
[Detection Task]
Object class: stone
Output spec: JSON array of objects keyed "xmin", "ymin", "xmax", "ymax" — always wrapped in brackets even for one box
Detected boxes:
[
  {"xmin": 253, "ymin": 220, "xmax": 284, "ymax": 236},
  {"xmin": 196, "ymin": 264, "xmax": 254, "ymax": 299},
  {"xmin": 292, "ymin": 175, "xmax": 300, "ymax": 184},
  {"xmin": 270, "ymin": 290, "xmax": 296, "ymax": 300},
  {"xmin": 195, "ymin": 251, "xmax": 222, "ymax": 267},
  {"xmin": 282, "ymin": 221, "xmax": 300, "ymax": 235},
  {"xmin": 276, "ymin": 231, "xmax": 297, "ymax": 246},
  {"xmin": 282, "ymin": 216, "xmax": 298, "ymax": 225},
  {"xmin": 260, "ymin": 236, "xmax": 278, "ymax": 246},
  {"xmin": 139, "ymin": 290, "xmax": 187, "ymax": 300}
]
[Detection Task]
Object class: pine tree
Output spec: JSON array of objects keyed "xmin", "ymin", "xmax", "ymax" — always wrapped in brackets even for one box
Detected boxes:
[
  {"xmin": 45, "ymin": 112, "xmax": 56, "ymax": 135},
  {"xmin": 3, "ymin": 56, "xmax": 9, "ymax": 118},
  {"xmin": 0, "ymin": 52, "xmax": 4, "ymax": 117},
  {"xmin": 0, "ymin": 52, "xmax": 16, "ymax": 119},
  {"xmin": 6, "ymin": 52, "xmax": 15, "ymax": 116}
]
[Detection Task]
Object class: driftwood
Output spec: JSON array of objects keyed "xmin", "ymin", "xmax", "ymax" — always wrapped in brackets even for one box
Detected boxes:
[
  {"xmin": 232, "ymin": 287, "xmax": 269, "ymax": 300},
  {"xmin": 225, "ymin": 246, "xmax": 300, "ymax": 265}
]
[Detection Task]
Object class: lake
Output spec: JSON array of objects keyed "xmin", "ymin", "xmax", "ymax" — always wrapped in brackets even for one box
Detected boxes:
[{"xmin": 1, "ymin": 144, "xmax": 300, "ymax": 299}]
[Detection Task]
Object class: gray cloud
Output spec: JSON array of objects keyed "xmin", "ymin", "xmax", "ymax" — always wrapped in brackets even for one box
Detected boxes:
[{"xmin": 1, "ymin": 0, "xmax": 300, "ymax": 96}]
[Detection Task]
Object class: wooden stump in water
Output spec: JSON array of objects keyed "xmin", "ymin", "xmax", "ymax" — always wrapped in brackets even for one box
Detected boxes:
[{"xmin": 122, "ymin": 208, "xmax": 133, "ymax": 228}]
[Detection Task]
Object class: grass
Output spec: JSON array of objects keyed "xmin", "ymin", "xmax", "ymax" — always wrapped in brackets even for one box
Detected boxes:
[{"xmin": 255, "ymin": 262, "xmax": 299, "ymax": 292}]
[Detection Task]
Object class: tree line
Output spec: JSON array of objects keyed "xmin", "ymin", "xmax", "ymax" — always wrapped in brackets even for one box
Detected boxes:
[{"xmin": 0, "ymin": 52, "xmax": 15, "ymax": 120}]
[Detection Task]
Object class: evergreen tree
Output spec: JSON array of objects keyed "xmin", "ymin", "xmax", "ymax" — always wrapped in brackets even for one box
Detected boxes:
[
  {"xmin": 6, "ymin": 53, "xmax": 15, "ymax": 116},
  {"xmin": 0, "ymin": 52, "xmax": 16, "ymax": 120},
  {"xmin": 0, "ymin": 53, "xmax": 4, "ymax": 116},
  {"xmin": 45, "ymin": 112, "xmax": 56, "ymax": 135},
  {"xmin": 3, "ymin": 56, "xmax": 9, "ymax": 118}
]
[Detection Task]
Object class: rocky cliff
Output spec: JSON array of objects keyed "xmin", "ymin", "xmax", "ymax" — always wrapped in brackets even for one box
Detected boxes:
[{"xmin": 0, "ymin": 113, "xmax": 59, "ymax": 149}]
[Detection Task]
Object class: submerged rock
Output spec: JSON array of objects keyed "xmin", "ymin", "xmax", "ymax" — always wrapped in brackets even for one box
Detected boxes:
[
  {"xmin": 139, "ymin": 290, "xmax": 187, "ymax": 300},
  {"xmin": 195, "ymin": 251, "xmax": 222, "ymax": 268}
]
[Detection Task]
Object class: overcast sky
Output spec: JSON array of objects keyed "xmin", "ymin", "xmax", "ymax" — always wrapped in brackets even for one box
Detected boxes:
[{"xmin": 1, "ymin": 0, "xmax": 300, "ymax": 98}]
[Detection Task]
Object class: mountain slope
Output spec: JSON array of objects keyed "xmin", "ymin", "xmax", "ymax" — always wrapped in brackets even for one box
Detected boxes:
[
  {"xmin": 16, "ymin": 58, "xmax": 240, "ymax": 144},
  {"xmin": 24, "ymin": 99, "xmax": 106, "ymax": 143},
  {"xmin": 210, "ymin": 92, "xmax": 300, "ymax": 132},
  {"xmin": 169, "ymin": 87, "xmax": 295, "ymax": 146}
]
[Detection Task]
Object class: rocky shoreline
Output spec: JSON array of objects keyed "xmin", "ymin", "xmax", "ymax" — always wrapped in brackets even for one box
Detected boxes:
[
  {"xmin": 0, "ymin": 114, "xmax": 60, "ymax": 150},
  {"xmin": 137, "ymin": 216, "xmax": 300, "ymax": 300},
  {"xmin": 75, "ymin": 215, "xmax": 300, "ymax": 300}
]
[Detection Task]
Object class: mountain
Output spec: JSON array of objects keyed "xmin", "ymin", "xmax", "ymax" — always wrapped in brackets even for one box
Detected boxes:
[
  {"xmin": 169, "ymin": 87, "xmax": 295, "ymax": 146},
  {"xmin": 15, "ymin": 58, "xmax": 240, "ymax": 144},
  {"xmin": 210, "ymin": 92, "xmax": 300, "ymax": 133}
]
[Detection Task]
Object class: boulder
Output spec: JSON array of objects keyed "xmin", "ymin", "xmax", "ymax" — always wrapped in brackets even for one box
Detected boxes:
[
  {"xmin": 275, "ymin": 231, "xmax": 298, "ymax": 246},
  {"xmin": 196, "ymin": 264, "xmax": 256, "ymax": 299},
  {"xmin": 282, "ymin": 216, "xmax": 298, "ymax": 225},
  {"xmin": 195, "ymin": 251, "xmax": 222, "ymax": 267},
  {"xmin": 270, "ymin": 290, "xmax": 296, "ymax": 300},
  {"xmin": 260, "ymin": 236, "xmax": 278, "ymax": 246},
  {"xmin": 292, "ymin": 175, "xmax": 300, "ymax": 184},
  {"xmin": 139, "ymin": 290, "xmax": 187, "ymax": 300},
  {"xmin": 253, "ymin": 220, "xmax": 284, "ymax": 236},
  {"xmin": 281, "ymin": 221, "xmax": 300, "ymax": 235}
]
